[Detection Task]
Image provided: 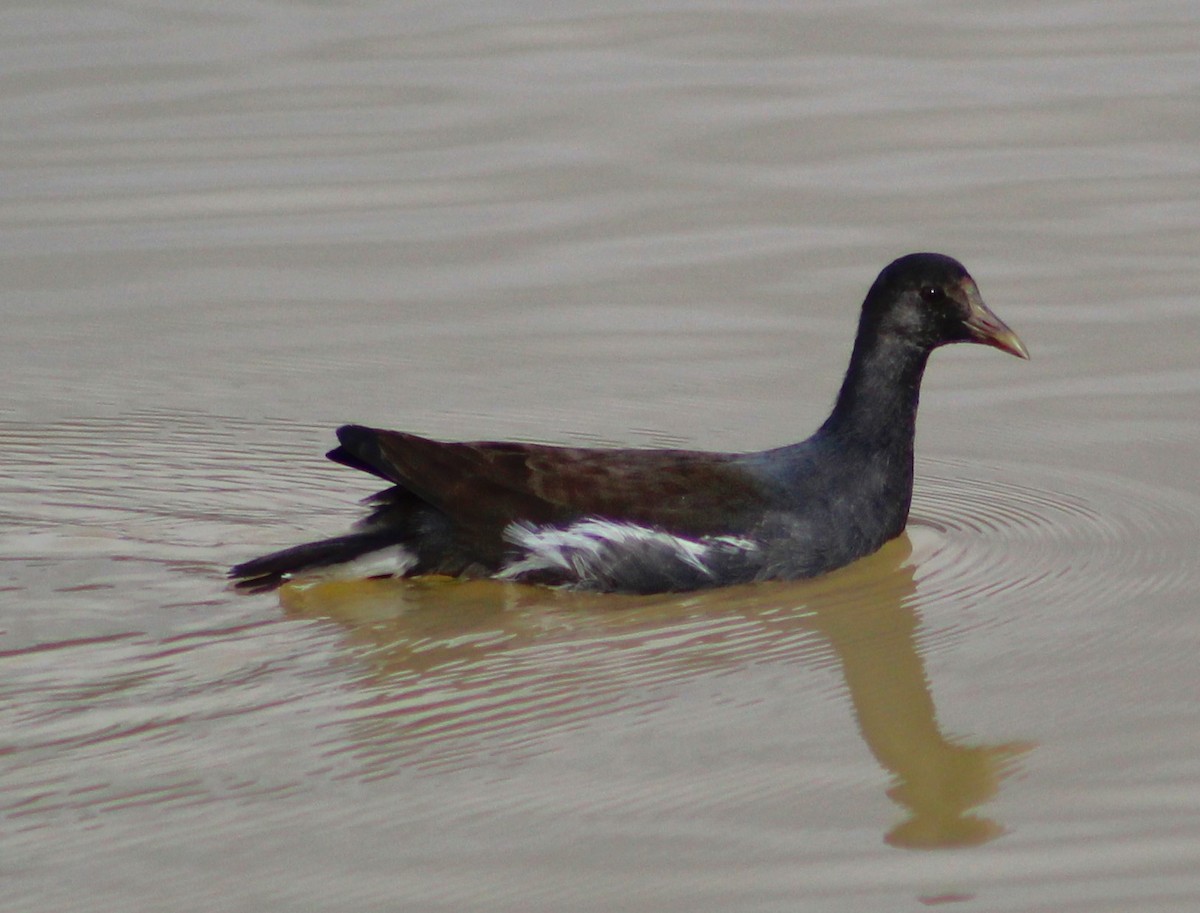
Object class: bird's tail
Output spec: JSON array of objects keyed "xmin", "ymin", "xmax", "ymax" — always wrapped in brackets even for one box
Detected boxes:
[{"xmin": 228, "ymin": 530, "xmax": 416, "ymax": 593}]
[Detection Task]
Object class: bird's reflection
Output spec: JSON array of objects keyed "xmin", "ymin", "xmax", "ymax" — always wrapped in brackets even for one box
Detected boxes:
[{"xmin": 279, "ymin": 534, "xmax": 1031, "ymax": 849}]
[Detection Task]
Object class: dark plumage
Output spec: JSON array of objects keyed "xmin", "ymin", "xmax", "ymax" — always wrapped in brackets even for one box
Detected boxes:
[{"xmin": 230, "ymin": 253, "xmax": 1027, "ymax": 594}]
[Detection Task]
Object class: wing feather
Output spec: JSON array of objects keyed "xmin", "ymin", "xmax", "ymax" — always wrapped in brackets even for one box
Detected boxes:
[{"xmin": 330, "ymin": 425, "xmax": 771, "ymax": 541}]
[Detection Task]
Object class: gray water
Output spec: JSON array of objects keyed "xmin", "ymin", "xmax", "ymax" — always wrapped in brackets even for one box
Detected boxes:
[{"xmin": 3, "ymin": 2, "xmax": 1200, "ymax": 911}]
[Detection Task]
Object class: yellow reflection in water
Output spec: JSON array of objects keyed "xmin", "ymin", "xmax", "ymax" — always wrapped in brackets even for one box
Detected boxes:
[{"xmin": 278, "ymin": 536, "xmax": 1031, "ymax": 849}]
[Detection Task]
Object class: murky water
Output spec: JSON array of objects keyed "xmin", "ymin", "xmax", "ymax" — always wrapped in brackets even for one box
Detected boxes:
[{"xmin": 3, "ymin": 1, "xmax": 1200, "ymax": 910}]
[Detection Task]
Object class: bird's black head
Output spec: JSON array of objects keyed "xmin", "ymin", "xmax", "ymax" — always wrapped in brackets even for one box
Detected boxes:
[{"xmin": 863, "ymin": 252, "xmax": 1028, "ymax": 359}]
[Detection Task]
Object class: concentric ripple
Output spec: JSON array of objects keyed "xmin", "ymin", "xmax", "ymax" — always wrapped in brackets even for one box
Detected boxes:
[{"xmin": 909, "ymin": 456, "xmax": 1200, "ymax": 628}]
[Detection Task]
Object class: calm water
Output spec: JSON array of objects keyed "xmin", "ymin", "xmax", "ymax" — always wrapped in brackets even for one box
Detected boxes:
[{"xmin": 3, "ymin": 1, "xmax": 1200, "ymax": 910}]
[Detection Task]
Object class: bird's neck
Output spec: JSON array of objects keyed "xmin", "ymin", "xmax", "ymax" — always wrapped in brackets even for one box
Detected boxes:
[{"xmin": 819, "ymin": 329, "xmax": 931, "ymax": 458}]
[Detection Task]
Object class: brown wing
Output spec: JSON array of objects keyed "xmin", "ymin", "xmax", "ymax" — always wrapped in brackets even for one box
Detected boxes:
[{"xmin": 330, "ymin": 424, "xmax": 772, "ymax": 540}]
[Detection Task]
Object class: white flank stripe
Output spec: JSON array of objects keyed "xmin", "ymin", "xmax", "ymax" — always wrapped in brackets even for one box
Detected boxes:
[{"xmin": 498, "ymin": 519, "xmax": 757, "ymax": 584}]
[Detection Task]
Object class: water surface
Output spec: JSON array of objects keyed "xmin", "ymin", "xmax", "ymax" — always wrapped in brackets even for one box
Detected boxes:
[{"xmin": 3, "ymin": 2, "xmax": 1200, "ymax": 911}]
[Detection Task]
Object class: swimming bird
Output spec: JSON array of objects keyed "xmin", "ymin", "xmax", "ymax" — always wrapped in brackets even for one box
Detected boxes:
[{"xmin": 229, "ymin": 252, "xmax": 1027, "ymax": 594}]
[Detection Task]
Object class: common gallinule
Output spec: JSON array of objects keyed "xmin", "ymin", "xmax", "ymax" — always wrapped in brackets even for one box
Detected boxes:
[{"xmin": 230, "ymin": 253, "xmax": 1027, "ymax": 594}]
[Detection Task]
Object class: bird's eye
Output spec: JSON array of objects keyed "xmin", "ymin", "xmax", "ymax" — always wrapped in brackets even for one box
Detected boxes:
[{"xmin": 919, "ymin": 285, "xmax": 946, "ymax": 304}]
